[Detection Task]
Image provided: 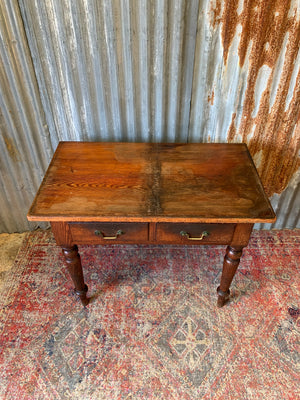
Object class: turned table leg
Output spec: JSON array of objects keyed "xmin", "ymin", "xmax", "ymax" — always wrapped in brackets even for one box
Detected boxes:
[
  {"xmin": 217, "ymin": 245, "xmax": 243, "ymax": 307},
  {"xmin": 62, "ymin": 245, "xmax": 89, "ymax": 306},
  {"xmin": 217, "ymin": 224, "xmax": 253, "ymax": 307},
  {"xmin": 51, "ymin": 222, "xmax": 89, "ymax": 307}
]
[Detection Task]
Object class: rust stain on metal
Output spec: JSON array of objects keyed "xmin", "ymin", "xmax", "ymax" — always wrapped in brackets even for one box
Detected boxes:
[
  {"xmin": 4, "ymin": 136, "xmax": 20, "ymax": 162},
  {"xmin": 208, "ymin": 90, "xmax": 215, "ymax": 105},
  {"xmin": 211, "ymin": 0, "xmax": 222, "ymax": 28},
  {"xmin": 221, "ymin": 0, "xmax": 238, "ymax": 64},
  {"xmin": 227, "ymin": 113, "xmax": 237, "ymax": 143},
  {"xmin": 219, "ymin": 0, "xmax": 300, "ymax": 196}
]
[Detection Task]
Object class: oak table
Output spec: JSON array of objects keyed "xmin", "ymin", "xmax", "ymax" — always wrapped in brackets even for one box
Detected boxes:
[{"xmin": 27, "ymin": 142, "xmax": 276, "ymax": 307}]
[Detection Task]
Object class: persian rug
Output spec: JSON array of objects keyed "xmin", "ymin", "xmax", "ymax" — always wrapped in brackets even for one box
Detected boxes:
[{"xmin": 0, "ymin": 229, "xmax": 299, "ymax": 400}]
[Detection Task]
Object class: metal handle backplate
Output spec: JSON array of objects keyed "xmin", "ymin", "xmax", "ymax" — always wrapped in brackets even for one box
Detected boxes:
[
  {"xmin": 95, "ymin": 229, "xmax": 124, "ymax": 240},
  {"xmin": 180, "ymin": 230, "xmax": 209, "ymax": 241}
]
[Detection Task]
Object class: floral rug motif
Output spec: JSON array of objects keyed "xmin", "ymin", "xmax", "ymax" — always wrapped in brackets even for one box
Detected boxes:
[{"xmin": 0, "ymin": 229, "xmax": 299, "ymax": 399}]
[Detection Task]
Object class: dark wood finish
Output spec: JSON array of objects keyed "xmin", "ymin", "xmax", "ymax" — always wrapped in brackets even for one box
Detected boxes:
[
  {"xmin": 230, "ymin": 223, "xmax": 254, "ymax": 247},
  {"xmin": 156, "ymin": 223, "xmax": 235, "ymax": 244},
  {"xmin": 50, "ymin": 221, "xmax": 73, "ymax": 247},
  {"xmin": 216, "ymin": 223, "xmax": 254, "ymax": 307},
  {"xmin": 61, "ymin": 245, "xmax": 89, "ymax": 306},
  {"xmin": 51, "ymin": 221, "xmax": 88, "ymax": 305},
  {"xmin": 217, "ymin": 246, "xmax": 244, "ymax": 307},
  {"xmin": 69, "ymin": 222, "xmax": 149, "ymax": 244},
  {"xmin": 28, "ymin": 142, "xmax": 276, "ymax": 307},
  {"xmin": 149, "ymin": 222, "xmax": 157, "ymax": 242},
  {"xmin": 28, "ymin": 142, "xmax": 276, "ymax": 223}
]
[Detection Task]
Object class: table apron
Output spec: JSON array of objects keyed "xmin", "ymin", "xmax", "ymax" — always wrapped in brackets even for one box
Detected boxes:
[{"xmin": 51, "ymin": 222, "xmax": 253, "ymax": 247}]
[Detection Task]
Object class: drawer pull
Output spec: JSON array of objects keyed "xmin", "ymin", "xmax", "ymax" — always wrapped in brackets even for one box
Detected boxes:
[
  {"xmin": 180, "ymin": 230, "xmax": 209, "ymax": 240},
  {"xmin": 94, "ymin": 229, "xmax": 124, "ymax": 239}
]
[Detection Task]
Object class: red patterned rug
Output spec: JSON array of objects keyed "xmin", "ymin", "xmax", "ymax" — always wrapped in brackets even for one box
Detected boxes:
[{"xmin": 0, "ymin": 230, "xmax": 299, "ymax": 399}]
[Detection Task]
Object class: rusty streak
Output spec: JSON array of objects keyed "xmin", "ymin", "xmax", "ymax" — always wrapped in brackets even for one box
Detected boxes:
[{"xmin": 217, "ymin": 0, "xmax": 300, "ymax": 196}]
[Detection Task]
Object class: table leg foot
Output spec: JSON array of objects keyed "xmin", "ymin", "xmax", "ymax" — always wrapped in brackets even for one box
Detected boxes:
[
  {"xmin": 74, "ymin": 284, "xmax": 89, "ymax": 306},
  {"xmin": 62, "ymin": 245, "xmax": 89, "ymax": 306},
  {"xmin": 217, "ymin": 287, "xmax": 230, "ymax": 307},
  {"xmin": 217, "ymin": 245, "xmax": 243, "ymax": 307}
]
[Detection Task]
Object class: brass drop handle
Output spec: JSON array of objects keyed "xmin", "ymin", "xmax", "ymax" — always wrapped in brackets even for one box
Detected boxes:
[
  {"xmin": 180, "ymin": 230, "xmax": 209, "ymax": 241},
  {"xmin": 95, "ymin": 229, "xmax": 124, "ymax": 239}
]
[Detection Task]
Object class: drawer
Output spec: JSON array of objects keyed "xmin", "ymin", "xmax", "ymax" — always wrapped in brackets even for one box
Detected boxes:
[
  {"xmin": 156, "ymin": 223, "xmax": 235, "ymax": 244},
  {"xmin": 69, "ymin": 222, "xmax": 149, "ymax": 244}
]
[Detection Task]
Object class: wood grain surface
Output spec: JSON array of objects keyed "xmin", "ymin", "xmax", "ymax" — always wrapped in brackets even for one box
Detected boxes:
[{"xmin": 28, "ymin": 142, "xmax": 276, "ymax": 223}]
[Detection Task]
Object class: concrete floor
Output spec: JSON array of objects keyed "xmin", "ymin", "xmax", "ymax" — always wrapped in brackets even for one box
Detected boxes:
[{"xmin": 0, "ymin": 232, "xmax": 27, "ymax": 290}]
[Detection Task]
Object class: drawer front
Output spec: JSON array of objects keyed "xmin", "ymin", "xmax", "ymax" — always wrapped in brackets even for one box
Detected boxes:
[
  {"xmin": 156, "ymin": 223, "xmax": 235, "ymax": 244},
  {"xmin": 69, "ymin": 222, "xmax": 149, "ymax": 244}
]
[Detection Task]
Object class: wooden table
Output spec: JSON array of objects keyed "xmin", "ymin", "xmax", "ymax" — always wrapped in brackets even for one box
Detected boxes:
[{"xmin": 27, "ymin": 142, "xmax": 276, "ymax": 307}]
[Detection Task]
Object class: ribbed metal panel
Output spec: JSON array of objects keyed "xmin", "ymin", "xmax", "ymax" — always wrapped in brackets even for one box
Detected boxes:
[
  {"xmin": 0, "ymin": 0, "xmax": 299, "ymax": 232},
  {"xmin": 189, "ymin": 0, "xmax": 300, "ymax": 198},
  {"xmin": 0, "ymin": 0, "xmax": 52, "ymax": 233},
  {"xmin": 255, "ymin": 169, "xmax": 300, "ymax": 230},
  {"xmin": 18, "ymin": 0, "xmax": 201, "ymax": 144}
]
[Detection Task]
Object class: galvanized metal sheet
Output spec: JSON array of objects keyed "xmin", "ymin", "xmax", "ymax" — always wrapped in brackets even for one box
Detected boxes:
[
  {"xmin": 0, "ymin": 0, "xmax": 299, "ymax": 232},
  {"xmin": 0, "ymin": 0, "xmax": 53, "ymax": 233},
  {"xmin": 190, "ymin": 0, "xmax": 300, "ymax": 197}
]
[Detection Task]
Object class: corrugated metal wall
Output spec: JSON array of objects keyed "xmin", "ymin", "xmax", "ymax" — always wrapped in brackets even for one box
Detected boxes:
[
  {"xmin": 0, "ymin": 0, "xmax": 53, "ymax": 233},
  {"xmin": 0, "ymin": 0, "xmax": 299, "ymax": 233}
]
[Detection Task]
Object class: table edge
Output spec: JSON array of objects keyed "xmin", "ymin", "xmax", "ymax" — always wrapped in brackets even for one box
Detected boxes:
[{"xmin": 27, "ymin": 214, "xmax": 276, "ymax": 224}]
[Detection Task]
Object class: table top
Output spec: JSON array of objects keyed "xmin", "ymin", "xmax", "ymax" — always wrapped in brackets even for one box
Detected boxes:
[{"xmin": 27, "ymin": 142, "xmax": 276, "ymax": 223}]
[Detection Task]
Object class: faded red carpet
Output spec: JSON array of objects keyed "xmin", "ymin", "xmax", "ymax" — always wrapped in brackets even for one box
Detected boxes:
[{"xmin": 0, "ymin": 230, "xmax": 299, "ymax": 399}]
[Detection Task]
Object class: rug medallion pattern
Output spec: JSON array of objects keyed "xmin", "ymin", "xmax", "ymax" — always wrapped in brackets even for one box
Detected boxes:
[{"xmin": 0, "ymin": 230, "xmax": 299, "ymax": 399}]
